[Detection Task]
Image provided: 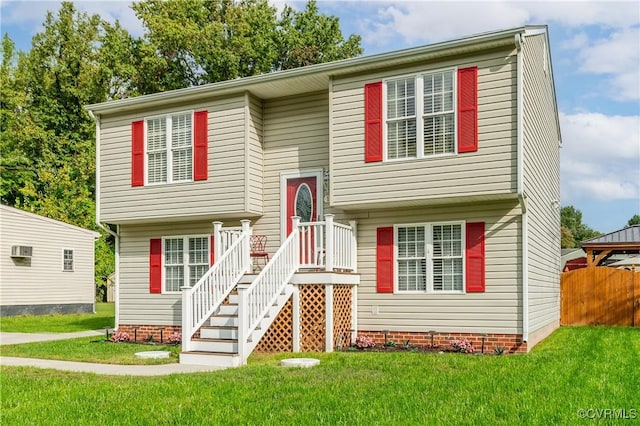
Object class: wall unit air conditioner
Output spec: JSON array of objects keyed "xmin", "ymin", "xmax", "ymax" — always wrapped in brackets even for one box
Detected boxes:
[{"xmin": 11, "ymin": 245, "xmax": 33, "ymax": 258}]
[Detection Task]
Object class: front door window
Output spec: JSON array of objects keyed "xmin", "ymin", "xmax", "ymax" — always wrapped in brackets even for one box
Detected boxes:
[{"xmin": 295, "ymin": 183, "xmax": 313, "ymax": 223}]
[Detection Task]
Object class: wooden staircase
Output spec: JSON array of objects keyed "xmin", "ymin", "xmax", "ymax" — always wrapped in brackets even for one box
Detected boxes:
[
  {"xmin": 180, "ymin": 283, "xmax": 293, "ymax": 367},
  {"xmin": 180, "ymin": 216, "xmax": 356, "ymax": 368}
]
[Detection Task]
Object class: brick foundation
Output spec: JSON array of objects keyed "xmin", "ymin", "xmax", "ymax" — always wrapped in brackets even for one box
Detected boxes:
[
  {"xmin": 115, "ymin": 325, "xmax": 183, "ymax": 343},
  {"xmin": 358, "ymin": 330, "xmax": 528, "ymax": 354}
]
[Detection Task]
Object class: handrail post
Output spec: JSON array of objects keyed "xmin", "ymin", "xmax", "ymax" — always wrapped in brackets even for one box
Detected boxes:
[
  {"xmin": 291, "ymin": 216, "xmax": 301, "ymax": 232},
  {"xmin": 291, "ymin": 216, "xmax": 300, "ymax": 271},
  {"xmin": 237, "ymin": 284, "xmax": 248, "ymax": 365},
  {"xmin": 349, "ymin": 220, "xmax": 357, "ymax": 272},
  {"xmin": 181, "ymin": 285, "xmax": 192, "ymax": 352},
  {"xmin": 325, "ymin": 214, "xmax": 334, "ymax": 272},
  {"xmin": 213, "ymin": 221, "xmax": 223, "ymax": 263},
  {"xmin": 241, "ymin": 219, "xmax": 251, "ymax": 274}
]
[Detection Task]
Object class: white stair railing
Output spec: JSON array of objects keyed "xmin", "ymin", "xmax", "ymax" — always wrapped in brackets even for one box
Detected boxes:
[
  {"xmin": 181, "ymin": 220, "xmax": 251, "ymax": 352},
  {"xmin": 298, "ymin": 214, "xmax": 357, "ymax": 271},
  {"xmin": 238, "ymin": 217, "xmax": 301, "ymax": 363}
]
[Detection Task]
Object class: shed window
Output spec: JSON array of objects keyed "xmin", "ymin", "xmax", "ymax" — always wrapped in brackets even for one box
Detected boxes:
[{"xmin": 63, "ymin": 249, "xmax": 74, "ymax": 271}]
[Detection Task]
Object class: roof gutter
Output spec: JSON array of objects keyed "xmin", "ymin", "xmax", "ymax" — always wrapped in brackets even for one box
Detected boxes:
[
  {"xmin": 88, "ymin": 110, "xmax": 120, "ymax": 329},
  {"xmin": 515, "ymin": 32, "xmax": 529, "ymax": 343}
]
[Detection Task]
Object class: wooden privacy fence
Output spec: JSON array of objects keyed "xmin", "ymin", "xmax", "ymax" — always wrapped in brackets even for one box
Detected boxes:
[{"xmin": 561, "ymin": 267, "xmax": 640, "ymax": 326}]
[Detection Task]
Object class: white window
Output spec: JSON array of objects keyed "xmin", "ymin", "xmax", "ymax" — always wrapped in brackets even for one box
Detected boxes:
[
  {"xmin": 146, "ymin": 112, "xmax": 193, "ymax": 184},
  {"xmin": 63, "ymin": 249, "xmax": 74, "ymax": 271},
  {"xmin": 385, "ymin": 69, "xmax": 456, "ymax": 160},
  {"xmin": 163, "ymin": 236, "xmax": 209, "ymax": 293},
  {"xmin": 395, "ymin": 222, "xmax": 464, "ymax": 293}
]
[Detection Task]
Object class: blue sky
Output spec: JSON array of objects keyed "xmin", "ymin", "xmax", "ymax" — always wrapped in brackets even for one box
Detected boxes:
[{"xmin": 1, "ymin": 0, "xmax": 639, "ymax": 234}]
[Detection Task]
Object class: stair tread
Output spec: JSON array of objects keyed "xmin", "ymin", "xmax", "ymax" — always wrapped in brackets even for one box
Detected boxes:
[
  {"xmin": 181, "ymin": 351, "xmax": 239, "ymax": 357},
  {"xmin": 192, "ymin": 337, "xmax": 238, "ymax": 343},
  {"xmin": 200, "ymin": 325, "xmax": 237, "ymax": 330}
]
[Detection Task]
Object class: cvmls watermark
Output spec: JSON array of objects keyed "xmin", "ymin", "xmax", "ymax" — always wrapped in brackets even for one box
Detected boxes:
[{"xmin": 578, "ymin": 408, "xmax": 637, "ymax": 420}]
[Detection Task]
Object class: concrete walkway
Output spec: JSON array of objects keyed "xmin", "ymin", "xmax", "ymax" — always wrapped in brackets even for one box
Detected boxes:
[
  {"xmin": 0, "ymin": 331, "xmax": 225, "ymax": 376},
  {"xmin": 0, "ymin": 330, "xmax": 104, "ymax": 345}
]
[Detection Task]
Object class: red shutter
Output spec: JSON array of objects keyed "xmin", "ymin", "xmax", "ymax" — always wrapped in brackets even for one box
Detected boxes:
[
  {"xmin": 193, "ymin": 110, "xmax": 208, "ymax": 181},
  {"xmin": 376, "ymin": 227, "xmax": 394, "ymax": 293},
  {"xmin": 209, "ymin": 235, "xmax": 215, "ymax": 266},
  {"xmin": 131, "ymin": 120, "xmax": 145, "ymax": 186},
  {"xmin": 149, "ymin": 238, "xmax": 162, "ymax": 293},
  {"xmin": 457, "ymin": 67, "xmax": 478, "ymax": 153},
  {"xmin": 364, "ymin": 82, "xmax": 383, "ymax": 163},
  {"xmin": 465, "ymin": 222, "xmax": 485, "ymax": 292}
]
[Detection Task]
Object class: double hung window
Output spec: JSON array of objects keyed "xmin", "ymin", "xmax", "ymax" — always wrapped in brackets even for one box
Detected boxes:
[
  {"xmin": 385, "ymin": 70, "xmax": 456, "ymax": 160},
  {"xmin": 163, "ymin": 236, "xmax": 209, "ymax": 293},
  {"xmin": 395, "ymin": 222, "xmax": 464, "ymax": 293},
  {"xmin": 146, "ymin": 112, "xmax": 193, "ymax": 184},
  {"xmin": 63, "ymin": 249, "xmax": 74, "ymax": 272}
]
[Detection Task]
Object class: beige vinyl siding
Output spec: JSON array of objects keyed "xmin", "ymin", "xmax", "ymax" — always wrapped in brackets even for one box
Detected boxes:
[
  {"xmin": 522, "ymin": 34, "xmax": 561, "ymax": 335},
  {"xmin": 356, "ymin": 201, "xmax": 522, "ymax": 334},
  {"xmin": 247, "ymin": 94, "xmax": 264, "ymax": 214},
  {"xmin": 100, "ymin": 95, "xmax": 261, "ymax": 223},
  {"xmin": 0, "ymin": 205, "xmax": 96, "ymax": 310},
  {"xmin": 118, "ymin": 221, "xmax": 229, "ymax": 325},
  {"xmin": 251, "ymin": 91, "xmax": 349, "ymax": 254},
  {"xmin": 331, "ymin": 48, "xmax": 518, "ymax": 208}
]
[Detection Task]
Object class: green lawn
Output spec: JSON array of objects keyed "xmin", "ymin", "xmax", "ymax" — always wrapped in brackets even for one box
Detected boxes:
[
  {"xmin": 1, "ymin": 326, "xmax": 638, "ymax": 425},
  {"xmin": 0, "ymin": 303, "xmax": 115, "ymax": 332},
  {"xmin": 0, "ymin": 336, "xmax": 182, "ymax": 365}
]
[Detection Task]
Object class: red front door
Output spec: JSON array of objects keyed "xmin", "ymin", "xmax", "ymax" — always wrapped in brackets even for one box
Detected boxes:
[{"xmin": 286, "ymin": 176, "xmax": 317, "ymax": 235}]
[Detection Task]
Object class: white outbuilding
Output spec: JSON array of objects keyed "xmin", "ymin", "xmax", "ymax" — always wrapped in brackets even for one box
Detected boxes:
[{"xmin": 0, "ymin": 205, "xmax": 100, "ymax": 316}]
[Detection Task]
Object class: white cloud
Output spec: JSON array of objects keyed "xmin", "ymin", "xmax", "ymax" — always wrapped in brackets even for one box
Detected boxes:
[
  {"xmin": 560, "ymin": 111, "xmax": 640, "ymax": 202},
  {"xmin": 0, "ymin": 0, "xmax": 144, "ymax": 38},
  {"xmin": 576, "ymin": 27, "xmax": 640, "ymax": 101},
  {"xmin": 355, "ymin": 1, "xmax": 640, "ymax": 46}
]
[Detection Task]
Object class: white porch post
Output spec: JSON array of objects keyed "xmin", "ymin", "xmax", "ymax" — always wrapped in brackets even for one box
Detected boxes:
[
  {"xmin": 325, "ymin": 214, "xmax": 334, "ymax": 272},
  {"xmin": 212, "ymin": 221, "xmax": 223, "ymax": 263},
  {"xmin": 351, "ymin": 285, "xmax": 358, "ymax": 344},
  {"xmin": 292, "ymin": 285, "xmax": 300, "ymax": 352},
  {"xmin": 181, "ymin": 285, "xmax": 192, "ymax": 352},
  {"xmin": 349, "ymin": 220, "xmax": 358, "ymax": 272},
  {"xmin": 241, "ymin": 219, "xmax": 252, "ymax": 273},
  {"xmin": 325, "ymin": 284, "xmax": 334, "ymax": 352},
  {"xmin": 237, "ymin": 284, "xmax": 248, "ymax": 365}
]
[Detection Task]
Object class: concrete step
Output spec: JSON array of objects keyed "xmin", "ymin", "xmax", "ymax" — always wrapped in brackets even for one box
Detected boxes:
[
  {"xmin": 200, "ymin": 326, "xmax": 238, "ymax": 340},
  {"xmin": 180, "ymin": 351, "xmax": 241, "ymax": 367},
  {"xmin": 190, "ymin": 337, "xmax": 238, "ymax": 353},
  {"xmin": 209, "ymin": 315, "xmax": 238, "ymax": 327}
]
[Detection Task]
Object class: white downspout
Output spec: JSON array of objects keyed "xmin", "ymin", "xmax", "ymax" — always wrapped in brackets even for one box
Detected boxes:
[
  {"xmin": 88, "ymin": 110, "xmax": 120, "ymax": 329},
  {"xmin": 515, "ymin": 33, "xmax": 529, "ymax": 343}
]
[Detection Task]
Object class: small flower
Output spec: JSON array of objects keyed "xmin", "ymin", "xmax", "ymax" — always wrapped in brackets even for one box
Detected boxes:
[
  {"xmin": 451, "ymin": 338, "xmax": 474, "ymax": 354},
  {"xmin": 167, "ymin": 332, "xmax": 182, "ymax": 345},
  {"xmin": 355, "ymin": 335, "xmax": 376, "ymax": 349},
  {"xmin": 110, "ymin": 331, "xmax": 130, "ymax": 343}
]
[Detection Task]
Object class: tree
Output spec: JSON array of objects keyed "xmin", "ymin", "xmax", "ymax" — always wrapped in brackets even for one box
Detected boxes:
[
  {"xmin": 1, "ymin": 3, "xmax": 123, "ymax": 293},
  {"xmin": 560, "ymin": 206, "xmax": 601, "ymax": 248},
  {"xmin": 560, "ymin": 226, "xmax": 575, "ymax": 249},
  {"xmin": 130, "ymin": 0, "xmax": 362, "ymax": 92},
  {"xmin": 627, "ymin": 214, "xmax": 640, "ymax": 226}
]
